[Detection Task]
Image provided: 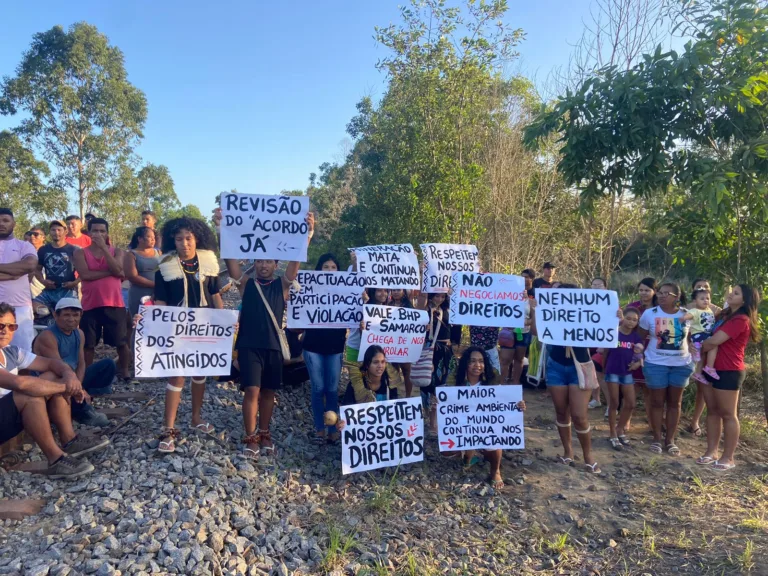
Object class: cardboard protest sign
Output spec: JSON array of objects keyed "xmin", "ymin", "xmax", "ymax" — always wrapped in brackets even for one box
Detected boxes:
[
  {"xmin": 135, "ymin": 306, "xmax": 239, "ymax": 378},
  {"xmin": 359, "ymin": 304, "xmax": 429, "ymax": 363},
  {"xmin": 287, "ymin": 271, "xmax": 365, "ymax": 329},
  {"xmin": 535, "ymin": 289, "xmax": 619, "ymax": 347},
  {"xmin": 449, "ymin": 273, "xmax": 527, "ymax": 328},
  {"xmin": 350, "ymin": 244, "xmax": 420, "ymax": 289},
  {"xmin": 436, "ymin": 386, "xmax": 525, "ymax": 451},
  {"xmin": 341, "ymin": 397, "xmax": 424, "ymax": 474},
  {"xmin": 220, "ymin": 192, "xmax": 309, "ymax": 261},
  {"xmin": 420, "ymin": 243, "xmax": 479, "ymax": 293}
]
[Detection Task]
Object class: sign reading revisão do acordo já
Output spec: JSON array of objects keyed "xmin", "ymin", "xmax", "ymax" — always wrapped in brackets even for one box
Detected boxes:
[
  {"xmin": 220, "ymin": 192, "xmax": 309, "ymax": 261},
  {"xmin": 358, "ymin": 304, "xmax": 429, "ymax": 363},
  {"xmin": 135, "ymin": 306, "xmax": 239, "ymax": 378},
  {"xmin": 341, "ymin": 397, "xmax": 424, "ymax": 474},
  {"xmin": 436, "ymin": 385, "xmax": 525, "ymax": 451},
  {"xmin": 535, "ymin": 288, "xmax": 620, "ymax": 348},
  {"xmin": 449, "ymin": 272, "xmax": 527, "ymax": 328}
]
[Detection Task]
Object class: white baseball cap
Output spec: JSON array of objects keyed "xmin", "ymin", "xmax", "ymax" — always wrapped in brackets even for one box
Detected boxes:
[{"xmin": 55, "ymin": 297, "xmax": 83, "ymax": 312}]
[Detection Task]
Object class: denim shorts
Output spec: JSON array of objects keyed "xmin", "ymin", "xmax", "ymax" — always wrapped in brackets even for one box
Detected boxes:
[
  {"xmin": 546, "ymin": 357, "xmax": 579, "ymax": 386},
  {"xmin": 642, "ymin": 362, "xmax": 694, "ymax": 389},
  {"xmin": 605, "ymin": 373, "xmax": 634, "ymax": 385}
]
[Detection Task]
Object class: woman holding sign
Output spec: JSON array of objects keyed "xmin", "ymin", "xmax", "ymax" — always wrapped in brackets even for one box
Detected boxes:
[
  {"xmin": 153, "ymin": 218, "xmax": 224, "ymax": 453},
  {"xmin": 529, "ymin": 285, "xmax": 601, "ymax": 474},
  {"xmin": 636, "ymin": 282, "xmax": 693, "ymax": 456},
  {"xmin": 455, "ymin": 346, "xmax": 526, "ymax": 489}
]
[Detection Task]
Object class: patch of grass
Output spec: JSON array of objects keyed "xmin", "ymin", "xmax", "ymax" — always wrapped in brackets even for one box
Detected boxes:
[
  {"xmin": 396, "ymin": 551, "xmax": 421, "ymax": 576},
  {"xmin": 544, "ymin": 532, "xmax": 570, "ymax": 554},
  {"xmin": 740, "ymin": 511, "xmax": 768, "ymax": 533},
  {"xmin": 366, "ymin": 468, "xmax": 400, "ymax": 514},
  {"xmin": 640, "ymin": 456, "xmax": 663, "ymax": 475},
  {"xmin": 453, "ymin": 497, "xmax": 469, "ymax": 513},
  {"xmin": 642, "ymin": 522, "xmax": 660, "ymax": 558},
  {"xmin": 739, "ymin": 417, "xmax": 768, "ymax": 449},
  {"xmin": 360, "ymin": 560, "xmax": 389, "ymax": 576},
  {"xmin": 321, "ymin": 523, "xmax": 357, "ymax": 572},
  {"xmin": 493, "ymin": 505, "xmax": 509, "ymax": 526},
  {"xmin": 727, "ymin": 540, "xmax": 755, "ymax": 572},
  {"xmin": 748, "ymin": 474, "xmax": 768, "ymax": 494}
]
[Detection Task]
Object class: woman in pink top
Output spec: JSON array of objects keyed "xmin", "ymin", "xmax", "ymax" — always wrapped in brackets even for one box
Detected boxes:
[{"xmin": 72, "ymin": 218, "xmax": 133, "ymax": 384}]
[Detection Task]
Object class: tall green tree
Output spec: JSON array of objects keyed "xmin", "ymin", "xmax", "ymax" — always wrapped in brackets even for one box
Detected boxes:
[
  {"xmin": 0, "ymin": 130, "xmax": 67, "ymax": 232},
  {"xmin": 0, "ymin": 22, "xmax": 148, "ymax": 218},
  {"xmin": 524, "ymin": 0, "xmax": 768, "ymax": 417}
]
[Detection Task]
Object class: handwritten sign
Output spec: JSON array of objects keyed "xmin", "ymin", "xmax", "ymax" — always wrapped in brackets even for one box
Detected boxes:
[
  {"xmin": 420, "ymin": 243, "xmax": 479, "ymax": 293},
  {"xmin": 359, "ymin": 304, "xmax": 429, "ymax": 363},
  {"xmin": 535, "ymin": 289, "xmax": 619, "ymax": 347},
  {"xmin": 135, "ymin": 306, "xmax": 239, "ymax": 378},
  {"xmin": 341, "ymin": 397, "xmax": 424, "ymax": 474},
  {"xmin": 436, "ymin": 386, "xmax": 525, "ymax": 451},
  {"xmin": 449, "ymin": 273, "xmax": 526, "ymax": 328},
  {"xmin": 287, "ymin": 271, "xmax": 365, "ymax": 329},
  {"xmin": 220, "ymin": 192, "xmax": 309, "ymax": 261},
  {"xmin": 351, "ymin": 244, "xmax": 420, "ymax": 289}
]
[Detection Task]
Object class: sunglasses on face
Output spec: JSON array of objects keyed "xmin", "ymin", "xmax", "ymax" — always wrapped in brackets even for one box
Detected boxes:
[
  {"xmin": 658, "ymin": 292, "xmax": 678, "ymax": 298},
  {"xmin": 0, "ymin": 323, "xmax": 19, "ymax": 332},
  {"xmin": 30, "ymin": 232, "xmax": 43, "ymax": 237}
]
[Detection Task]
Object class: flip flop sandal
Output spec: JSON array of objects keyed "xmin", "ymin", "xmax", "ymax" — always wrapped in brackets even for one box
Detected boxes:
[
  {"xmin": 259, "ymin": 429, "xmax": 276, "ymax": 457},
  {"xmin": 618, "ymin": 435, "xmax": 631, "ymax": 446},
  {"xmin": 689, "ymin": 426, "xmax": 703, "ymax": 437},
  {"xmin": 489, "ymin": 476, "xmax": 504, "ymax": 490},
  {"xmin": 609, "ymin": 437, "xmax": 623, "ymax": 451},
  {"xmin": 190, "ymin": 422, "xmax": 215, "ymax": 436},
  {"xmin": 326, "ymin": 433, "xmax": 340, "ymax": 446},
  {"xmin": 666, "ymin": 444, "xmax": 680, "ymax": 456},
  {"xmin": 649, "ymin": 442, "xmax": 663, "ymax": 454},
  {"xmin": 691, "ymin": 373, "xmax": 708, "ymax": 384},
  {"xmin": 558, "ymin": 456, "xmax": 575, "ymax": 466},
  {"xmin": 241, "ymin": 434, "xmax": 260, "ymax": 460},
  {"xmin": 711, "ymin": 461, "xmax": 735, "ymax": 471},
  {"xmin": 696, "ymin": 456, "xmax": 715, "ymax": 465},
  {"xmin": 158, "ymin": 428, "xmax": 179, "ymax": 453},
  {"xmin": 463, "ymin": 455, "xmax": 484, "ymax": 469},
  {"xmin": 312, "ymin": 433, "xmax": 326, "ymax": 446},
  {"xmin": 585, "ymin": 462, "xmax": 601, "ymax": 474}
]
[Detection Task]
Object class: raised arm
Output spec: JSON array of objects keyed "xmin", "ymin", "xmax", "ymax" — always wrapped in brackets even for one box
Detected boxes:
[
  {"xmin": 72, "ymin": 249, "xmax": 111, "ymax": 281},
  {"xmin": 281, "ymin": 212, "xmax": 315, "ymax": 299},
  {"xmin": 213, "ymin": 208, "xmax": 246, "ymax": 296}
]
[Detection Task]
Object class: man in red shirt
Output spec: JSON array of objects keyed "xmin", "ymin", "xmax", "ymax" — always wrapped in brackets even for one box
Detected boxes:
[{"xmin": 65, "ymin": 216, "xmax": 91, "ymax": 249}]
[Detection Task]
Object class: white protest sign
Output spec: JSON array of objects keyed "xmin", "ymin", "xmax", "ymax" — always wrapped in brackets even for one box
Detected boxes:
[
  {"xmin": 135, "ymin": 306, "xmax": 239, "ymax": 378},
  {"xmin": 420, "ymin": 243, "xmax": 479, "ymax": 293},
  {"xmin": 220, "ymin": 192, "xmax": 309, "ymax": 261},
  {"xmin": 449, "ymin": 272, "xmax": 527, "ymax": 328},
  {"xmin": 287, "ymin": 271, "xmax": 365, "ymax": 329},
  {"xmin": 436, "ymin": 385, "xmax": 525, "ymax": 451},
  {"xmin": 535, "ymin": 289, "xmax": 619, "ymax": 348},
  {"xmin": 351, "ymin": 244, "xmax": 420, "ymax": 289},
  {"xmin": 359, "ymin": 304, "xmax": 429, "ymax": 363},
  {"xmin": 341, "ymin": 397, "xmax": 424, "ymax": 474}
]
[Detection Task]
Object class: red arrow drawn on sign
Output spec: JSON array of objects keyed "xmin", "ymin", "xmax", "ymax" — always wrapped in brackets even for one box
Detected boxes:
[
  {"xmin": 407, "ymin": 423, "xmax": 418, "ymax": 437},
  {"xmin": 440, "ymin": 439, "xmax": 456, "ymax": 449}
]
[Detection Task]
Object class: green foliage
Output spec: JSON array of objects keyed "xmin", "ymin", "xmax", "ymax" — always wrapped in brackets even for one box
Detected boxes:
[
  {"xmin": 0, "ymin": 130, "xmax": 66, "ymax": 232},
  {"xmin": 0, "ymin": 22, "xmax": 148, "ymax": 218}
]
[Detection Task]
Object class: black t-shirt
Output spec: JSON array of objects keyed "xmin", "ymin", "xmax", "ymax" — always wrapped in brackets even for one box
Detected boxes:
[
  {"xmin": 548, "ymin": 345, "xmax": 591, "ymax": 365},
  {"xmin": 302, "ymin": 328, "xmax": 346, "ymax": 355},
  {"xmin": 236, "ymin": 278, "xmax": 285, "ymax": 351},
  {"xmin": 154, "ymin": 255, "xmax": 220, "ymax": 308},
  {"xmin": 38, "ymin": 243, "xmax": 77, "ymax": 285},
  {"xmin": 532, "ymin": 278, "xmax": 552, "ymax": 289},
  {"xmin": 427, "ymin": 308, "xmax": 451, "ymax": 342}
]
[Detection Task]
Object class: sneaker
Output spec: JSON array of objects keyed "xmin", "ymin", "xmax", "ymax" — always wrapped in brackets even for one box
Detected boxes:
[
  {"xmin": 62, "ymin": 434, "xmax": 110, "ymax": 458},
  {"xmin": 86, "ymin": 384, "xmax": 113, "ymax": 397},
  {"xmin": 588, "ymin": 399, "xmax": 602, "ymax": 409},
  {"xmin": 47, "ymin": 455, "xmax": 94, "ymax": 479},
  {"xmin": 72, "ymin": 403, "xmax": 111, "ymax": 428}
]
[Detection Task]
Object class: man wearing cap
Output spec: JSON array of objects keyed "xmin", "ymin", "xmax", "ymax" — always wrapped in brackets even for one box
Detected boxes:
[
  {"xmin": 532, "ymin": 262, "xmax": 557, "ymax": 291},
  {"xmin": 33, "ymin": 297, "xmax": 115, "ymax": 428},
  {"xmin": 0, "ymin": 208, "xmax": 40, "ymax": 351},
  {"xmin": 34, "ymin": 220, "xmax": 80, "ymax": 312}
]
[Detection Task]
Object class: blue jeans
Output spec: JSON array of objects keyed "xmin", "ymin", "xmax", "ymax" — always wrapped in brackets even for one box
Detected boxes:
[
  {"xmin": 643, "ymin": 362, "xmax": 694, "ymax": 389},
  {"xmin": 34, "ymin": 287, "xmax": 77, "ymax": 310},
  {"xmin": 70, "ymin": 359, "xmax": 117, "ymax": 417},
  {"xmin": 546, "ymin": 357, "xmax": 579, "ymax": 386},
  {"xmin": 304, "ymin": 350, "xmax": 342, "ymax": 434}
]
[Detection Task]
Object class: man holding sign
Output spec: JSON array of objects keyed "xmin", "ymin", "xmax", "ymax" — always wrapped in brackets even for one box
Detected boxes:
[{"xmin": 215, "ymin": 205, "xmax": 315, "ymax": 461}]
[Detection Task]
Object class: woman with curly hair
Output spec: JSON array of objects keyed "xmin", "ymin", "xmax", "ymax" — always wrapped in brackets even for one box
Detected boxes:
[{"xmin": 153, "ymin": 217, "xmax": 224, "ymax": 453}]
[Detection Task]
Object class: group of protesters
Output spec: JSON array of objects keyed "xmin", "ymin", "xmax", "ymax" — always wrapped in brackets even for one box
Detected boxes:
[{"xmin": 0, "ymin": 205, "xmax": 760, "ymax": 487}]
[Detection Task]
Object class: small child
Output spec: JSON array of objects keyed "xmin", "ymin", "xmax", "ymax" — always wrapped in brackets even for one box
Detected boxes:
[
  {"xmin": 684, "ymin": 289, "xmax": 718, "ymax": 382},
  {"xmin": 631, "ymin": 343, "xmax": 645, "ymax": 368}
]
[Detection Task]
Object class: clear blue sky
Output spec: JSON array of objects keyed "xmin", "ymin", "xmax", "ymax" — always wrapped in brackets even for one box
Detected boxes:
[{"xmin": 0, "ymin": 0, "xmax": 596, "ymax": 215}]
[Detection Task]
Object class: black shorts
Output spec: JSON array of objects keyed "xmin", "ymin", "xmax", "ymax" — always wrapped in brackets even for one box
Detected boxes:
[
  {"xmin": 239, "ymin": 348, "xmax": 283, "ymax": 391},
  {"xmin": 0, "ymin": 393, "xmax": 23, "ymax": 444},
  {"xmin": 705, "ymin": 369, "xmax": 745, "ymax": 391},
  {"xmin": 82, "ymin": 307, "xmax": 129, "ymax": 348}
]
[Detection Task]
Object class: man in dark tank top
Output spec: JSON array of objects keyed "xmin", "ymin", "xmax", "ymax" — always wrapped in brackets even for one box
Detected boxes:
[{"xmin": 215, "ymin": 208, "xmax": 316, "ymax": 460}]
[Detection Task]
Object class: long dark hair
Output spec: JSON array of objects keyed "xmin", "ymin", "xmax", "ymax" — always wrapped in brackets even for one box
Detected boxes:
[
  {"xmin": 456, "ymin": 346, "xmax": 495, "ymax": 386},
  {"xmin": 315, "ymin": 252, "xmax": 339, "ymax": 271},
  {"xmin": 359, "ymin": 345, "xmax": 390, "ymax": 389},
  {"xmin": 129, "ymin": 226, "xmax": 156, "ymax": 250},
  {"xmin": 390, "ymin": 289, "xmax": 412, "ymax": 308},
  {"xmin": 428, "ymin": 292, "xmax": 450, "ymax": 312},
  {"xmin": 659, "ymin": 281, "xmax": 687, "ymax": 307},
  {"xmin": 719, "ymin": 284, "xmax": 762, "ymax": 343},
  {"xmin": 161, "ymin": 217, "xmax": 217, "ymax": 253},
  {"xmin": 366, "ymin": 287, "xmax": 388, "ymax": 305},
  {"xmin": 638, "ymin": 277, "xmax": 659, "ymax": 306}
]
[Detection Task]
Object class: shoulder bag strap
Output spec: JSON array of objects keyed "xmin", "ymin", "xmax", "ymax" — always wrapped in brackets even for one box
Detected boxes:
[{"xmin": 254, "ymin": 280, "xmax": 282, "ymax": 334}]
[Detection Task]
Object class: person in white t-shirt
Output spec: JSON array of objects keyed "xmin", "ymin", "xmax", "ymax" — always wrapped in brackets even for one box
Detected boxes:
[
  {"xmin": 0, "ymin": 303, "xmax": 109, "ymax": 478},
  {"xmin": 637, "ymin": 282, "xmax": 694, "ymax": 458}
]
